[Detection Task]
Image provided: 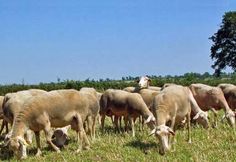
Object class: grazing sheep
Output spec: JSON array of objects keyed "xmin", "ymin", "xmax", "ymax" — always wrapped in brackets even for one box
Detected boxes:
[
  {"xmin": 52, "ymin": 125, "xmax": 71, "ymax": 148},
  {"xmin": 123, "ymin": 87, "xmax": 160, "ymax": 130},
  {"xmin": 159, "ymin": 84, "xmax": 209, "ymax": 129},
  {"xmin": 150, "ymin": 85, "xmax": 199, "ymax": 155},
  {"xmin": 218, "ymin": 83, "xmax": 236, "ymax": 111},
  {"xmin": 189, "ymin": 83, "xmax": 235, "ymax": 128},
  {"xmin": 2, "ymin": 89, "xmax": 47, "ymax": 143},
  {"xmin": 2, "ymin": 89, "xmax": 47, "ymax": 126},
  {"xmin": 100, "ymin": 89, "xmax": 155, "ymax": 137},
  {"xmin": 8, "ymin": 89, "xmax": 99, "ymax": 159}
]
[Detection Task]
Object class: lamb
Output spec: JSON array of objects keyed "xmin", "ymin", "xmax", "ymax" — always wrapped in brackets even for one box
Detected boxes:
[
  {"xmin": 100, "ymin": 89, "xmax": 155, "ymax": 137},
  {"xmin": 150, "ymin": 85, "xmax": 201, "ymax": 155},
  {"xmin": 189, "ymin": 83, "xmax": 235, "ymax": 127},
  {"xmin": 8, "ymin": 89, "xmax": 99, "ymax": 159}
]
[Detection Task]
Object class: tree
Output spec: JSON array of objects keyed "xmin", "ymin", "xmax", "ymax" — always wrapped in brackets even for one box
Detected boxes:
[{"xmin": 210, "ymin": 11, "xmax": 236, "ymax": 76}]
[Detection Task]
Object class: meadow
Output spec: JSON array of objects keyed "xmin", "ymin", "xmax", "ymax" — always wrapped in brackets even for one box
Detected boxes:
[
  {"xmin": 0, "ymin": 110, "xmax": 236, "ymax": 162},
  {"xmin": 0, "ymin": 73, "xmax": 236, "ymax": 162}
]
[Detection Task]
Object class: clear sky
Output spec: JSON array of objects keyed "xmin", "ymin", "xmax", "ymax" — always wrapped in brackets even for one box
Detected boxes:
[{"xmin": 0, "ymin": 1, "xmax": 235, "ymax": 84}]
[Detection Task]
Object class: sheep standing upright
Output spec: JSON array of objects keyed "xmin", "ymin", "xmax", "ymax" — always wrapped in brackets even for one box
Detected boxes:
[{"xmin": 100, "ymin": 89, "xmax": 155, "ymax": 137}]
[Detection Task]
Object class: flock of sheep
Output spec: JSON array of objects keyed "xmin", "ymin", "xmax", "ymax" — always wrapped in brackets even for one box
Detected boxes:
[{"xmin": 0, "ymin": 76, "xmax": 235, "ymax": 159}]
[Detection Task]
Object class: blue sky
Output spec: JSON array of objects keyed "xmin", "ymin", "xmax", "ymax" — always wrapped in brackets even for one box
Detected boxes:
[{"xmin": 0, "ymin": 1, "xmax": 235, "ymax": 84}]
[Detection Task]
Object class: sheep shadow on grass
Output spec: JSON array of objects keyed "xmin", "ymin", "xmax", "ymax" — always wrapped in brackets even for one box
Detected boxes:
[{"xmin": 125, "ymin": 139, "xmax": 158, "ymax": 154}]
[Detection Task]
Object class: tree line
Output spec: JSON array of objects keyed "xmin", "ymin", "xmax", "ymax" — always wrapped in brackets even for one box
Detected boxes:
[{"xmin": 1, "ymin": 72, "xmax": 236, "ymax": 95}]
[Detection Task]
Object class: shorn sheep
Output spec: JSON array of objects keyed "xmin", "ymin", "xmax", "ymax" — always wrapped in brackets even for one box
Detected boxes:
[
  {"xmin": 100, "ymin": 89, "xmax": 156, "ymax": 137},
  {"xmin": 150, "ymin": 85, "xmax": 208, "ymax": 155},
  {"xmin": 8, "ymin": 89, "xmax": 99, "ymax": 159}
]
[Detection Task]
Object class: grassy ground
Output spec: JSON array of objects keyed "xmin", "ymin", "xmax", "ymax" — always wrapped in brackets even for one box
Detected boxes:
[{"xmin": 1, "ymin": 111, "xmax": 236, "ymax": 162}]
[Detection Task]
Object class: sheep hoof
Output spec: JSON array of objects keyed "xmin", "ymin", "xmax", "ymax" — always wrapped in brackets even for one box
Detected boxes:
[
  {"xmin": 83, "ymin": 146, "xmax": 90, "ymax": 150},
  {"xmin": 20, "ymin": 155, "xmax": 28, "ymax": 160},
  {"xmin": 36, "ymin": 150, "xmax": 42, "ymax": 157},
  {"xmin": 76, "ymin": 149, "xmax": 81, "ymax": 153},
  {"xmin": 56, "ymin": 149, "xmax": 61, "ymax": 153}
]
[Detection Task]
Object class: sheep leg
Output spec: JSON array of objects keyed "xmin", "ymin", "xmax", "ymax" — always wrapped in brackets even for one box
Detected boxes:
[
  {"xmin": 187, "ymin": 112, "xmax": 191, "ymax": 143},
  {"xmin": 87, "ymin": 116, "xmax": 93, "ymax": 139},
  {"xmin": 75, "ymin": 115, "xmax": 90, "ymax": 153},
  {"xmin": 101, "ymin": 114, "xmax": 106, "ymax": 133},
  {"xmin": 211, "ymin": 108, "xmax": 218, "ymax": 128},
  {"xmin": 44, "ymin": 123, "xmax": 60, "ymax": 153},
  {"xmin": 169, "ymin": 117, "xmax": 176, "ymax": 146},
  {"xmin": 114, "ymin": 116, "xmax": 120, "ymax": 133},
  {"xmin": 129, "ymin": 116, "xmax": 135, "ymax": 137},
  {"xmin": 97, "ymin": 114, "xmax": 101, "ymax": 125},
  {"xmin": 35, "ymin": 131, "xmax": 42, "ymax": 157},
  {"xmin": 92, "ymin": 116, "xmax": 97, "ymax": 140},
  {"xmin": 0, "ymin": 120, "xmax": 5, "ymax": 135},
  {"xmin": 119, "ymin": 116, "xmax": 122, "ymax": 131},
  {"xmin": 124, "ymin": 116, "xmax": 128, "ymax": 132},
  {"xmin": 5, "ymin": 120, "xmax": 8, "ymax": 134},
  {"xmin": 111, "ymin": 115, "xmax": 115, "ymax": 126}
]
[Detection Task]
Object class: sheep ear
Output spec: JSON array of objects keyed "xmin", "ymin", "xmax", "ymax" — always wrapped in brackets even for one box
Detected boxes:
[
  {"xmin": 144, "ymin": 115, "xmax": 155, "ymax": 124},
  {"xmin": 221, "ymin": 114, "xmax": 226, "ymax": 121},
  {"xmin": 193, "ymin": 112, "xmax": 200, "ymax": 120},
  {"xmin": 167, "ymin": 128, "xmax": 175, "ymax": 136},
  {"xmin": 149, "ymin": 128, "xmax": 156, "ymax": 136}
]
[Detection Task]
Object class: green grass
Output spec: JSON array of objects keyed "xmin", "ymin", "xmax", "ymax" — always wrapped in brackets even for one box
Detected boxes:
[{"xmin": 1, "ymin": 111, "xmax": 236, "ymax": 162}]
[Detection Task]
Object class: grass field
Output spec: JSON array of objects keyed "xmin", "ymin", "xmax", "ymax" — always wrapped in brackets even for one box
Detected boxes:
[{"xmin": 1, "ymin": 111, "xmax": 236, "ymax": 162}]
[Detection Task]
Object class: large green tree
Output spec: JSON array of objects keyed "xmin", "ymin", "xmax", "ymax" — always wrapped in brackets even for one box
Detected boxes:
[{"xmin": 210, "ymin": 11, "xmax": 236, "ymax": 76}]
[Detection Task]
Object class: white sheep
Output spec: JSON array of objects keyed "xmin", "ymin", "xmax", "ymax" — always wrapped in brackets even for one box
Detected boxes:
[
  {"xmin": 100, "ymin": 89, "xmax": 155, "ymax": 137},
  {"xmin": 150, "ymin": 85, "xmax": 206, "ymax": 155},
  {"xmin": 8, "ymin": 89, "xmax": 99, "ymax": 159}
]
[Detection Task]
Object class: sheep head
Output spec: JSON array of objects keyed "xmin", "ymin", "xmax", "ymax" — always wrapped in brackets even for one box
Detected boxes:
[
  {"xmin": 9, "ymin": 136, "xmax": 28, "ymax": 160},
  {"xmin": 138, "ymin": 76, "xmax": 151, "ymax": 89},
  {"xmin": 149, "ymin": 125, "xmax": 175, "ymax": 155},
  {"xmin": 52, "ymin": 128, "xmax": 69, "ymax": 148},
  {"xmin": 223, "ymin": 110, "xmax": 235, "ymax": 128},
  {"xmin": 193, "ymin": 111, "xmax": 209, "ymax": 129}
]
